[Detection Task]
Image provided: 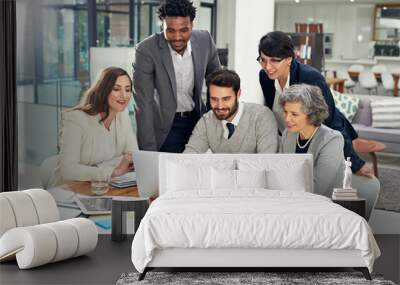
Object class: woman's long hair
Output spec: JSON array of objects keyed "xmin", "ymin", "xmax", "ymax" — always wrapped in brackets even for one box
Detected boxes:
[{"xmin": 70, "ymin": 67, "xmax": 132, "ymax": 122}]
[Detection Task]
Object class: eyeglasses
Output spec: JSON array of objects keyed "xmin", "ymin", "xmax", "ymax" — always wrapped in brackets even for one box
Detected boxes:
[{"xmin": 256, "ymin": 56, "xmax": 285, "ymax": 67}]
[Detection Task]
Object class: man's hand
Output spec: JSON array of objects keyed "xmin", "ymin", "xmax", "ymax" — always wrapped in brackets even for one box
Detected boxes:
[{"xmin": 355, "ymin": 163, "xmax": 374, "ymax": 178}]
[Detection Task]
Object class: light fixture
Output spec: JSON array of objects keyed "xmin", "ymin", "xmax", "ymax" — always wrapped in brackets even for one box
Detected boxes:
[
  {"xmin": 383, "ymin": 6, "xmax": 388, "ymax": 10},
  {"xmin": 295, "ymin": 0, "xmax": 300, "ymax": 3},
  {"xmin": 350, "ymin": 0, "xmax": 354, "ymax": 2}
]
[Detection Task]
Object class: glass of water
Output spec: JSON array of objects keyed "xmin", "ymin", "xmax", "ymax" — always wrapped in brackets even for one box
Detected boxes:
[{"xmin": 91, "ymin": 180, "xmax": 109, "ymax": 195}]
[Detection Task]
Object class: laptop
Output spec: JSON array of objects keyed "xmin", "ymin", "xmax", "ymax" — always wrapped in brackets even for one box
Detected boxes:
[
  {"xmin": 74, "ymin": 195, "xmax": 112, "ymax": 215},
  {"xmin": 133, "ymin": 150, "xmax": 160, "ymax": 198}
]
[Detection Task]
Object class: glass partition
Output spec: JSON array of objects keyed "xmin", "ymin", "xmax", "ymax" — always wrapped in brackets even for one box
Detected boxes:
[{"xmin": 16, "ymin": 0, "xmax": 217, "ymax": 189}]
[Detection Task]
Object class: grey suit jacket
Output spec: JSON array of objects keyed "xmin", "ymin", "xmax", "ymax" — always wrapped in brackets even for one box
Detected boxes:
[
  {"xmin": 133, "ymin": 30, "xmax": 220, "ymax": 150},
  {"xmin": 280, "ymin": 124, "xmax": 345, "ymax": 196}
]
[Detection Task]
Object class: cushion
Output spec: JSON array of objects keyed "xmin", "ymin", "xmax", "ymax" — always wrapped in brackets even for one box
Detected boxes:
[
  {"xmin": 331, "ymin": 89, "xmax": 360, "ymax": 122},
  {"xmin": 1, "ymin": 192, "xmax": 39, "ymax": 228},
  {"xmin": 211, "ymin": 169, "xmax": 268, "ymax": 190},
  {"xmin": 24, "ymin": 189, "xmax": 60, "ymax": 223},
  {"xmin": 212, "ymin": 168, "xmax": 236, "ymax": 190},
  {"xmin": 168, "ymin": 163, "xmax": 212, "ymax": 191},
  {"xmin": 371, "ymin": 98, "xmax": 400, "ymax": 128},
  {"xmin": 267, "ymin": 168, "xmax": 306, "ymax": 191},
  {"xmin": 238, "ymin": 158, "xmax": 309, "ymax": 192},
  {"xmin": 351, "ymin": 97, "xmax": 372, "ymax": 126},
  {"xmin": 0, "ymin": 190, "xmax": 59, "ymax": 238},
  {"xmin": 42, "ymin": 222, "xmax": 79, "ymax": 262},
  {"xmin": 0, "ymin": 196, "xmax": 17, "ymax": 237},
  {"xmin": 62, "ymin": 218, "xmax": 98, "ymax": 257},
  {"xmin": 353, "ymin": 124, "xmax": 400, "ymax": 143},
  {"xmin": 164, "ymin": 158, "xmax": 236, "ymax": 192},
  {"xmin": 236, "ymin": 169, "xmax": 268, "ymax": 189}
]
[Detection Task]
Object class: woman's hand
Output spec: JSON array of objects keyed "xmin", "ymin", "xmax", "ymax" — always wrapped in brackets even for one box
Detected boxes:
[
  {"xmin": 355, "ymin": 163, "xmax": 374, "ymax": 178},
  {"xmin": 112, "ymin": 152, "xmax": 134, "ymax": 177}
]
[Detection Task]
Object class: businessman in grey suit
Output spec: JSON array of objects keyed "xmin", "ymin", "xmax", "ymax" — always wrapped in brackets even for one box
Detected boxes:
[{"xmin": 133, "ymin": 0, "xmax": 220, "ymax": 153}]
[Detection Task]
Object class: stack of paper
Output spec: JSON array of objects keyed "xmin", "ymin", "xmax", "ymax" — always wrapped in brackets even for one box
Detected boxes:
[
  {"xmin": 110, "ymin": 171, "xmax": 137, "ymax": 188},
  {"xmin": 332, "ymin": 188, "xmax": 358, "ymax": 200}
]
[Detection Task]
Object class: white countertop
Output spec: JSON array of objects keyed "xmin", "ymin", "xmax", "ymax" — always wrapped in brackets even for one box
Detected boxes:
[
  {"xmin": 326, "ymin": 56, "xmax": 400, "ymax": 64},
  {"xmin": 375, "ymin": 56, "xmax": 400, "ymax": 62},
  {"xmin": 325, "ymin": 58, "xmax": 375, "ymax": 65}
]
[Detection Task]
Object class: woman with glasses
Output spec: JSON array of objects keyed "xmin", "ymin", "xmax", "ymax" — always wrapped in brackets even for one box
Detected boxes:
[
  {"xmin": 258, "ymin": 31, "xmax": 373, "ymax": 178},
  {"xmin": 279, "ymin": 84, "xmax": 380, "ymax": 220},
  {"xmin": 48, "ymin": 67, "xmax": 138, "ymax": 187}
]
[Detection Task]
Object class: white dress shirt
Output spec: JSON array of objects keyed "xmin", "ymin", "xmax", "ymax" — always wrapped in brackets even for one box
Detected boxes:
[
  {"xmin": 273, "ymin": 73, "xmax": 290, "ymax": 133},
  {"xmin": 168, "ymin": 41, "xmax": 195, "ymax": 112},
  {"xmin": 221, "ymin": 101, "xmax": 244, "ymax": 139}
]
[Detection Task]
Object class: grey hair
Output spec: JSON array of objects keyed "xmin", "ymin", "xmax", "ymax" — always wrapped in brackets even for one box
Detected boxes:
[{"xmin": 279, "ymin": 84, "xmax": 329, "ymax": 126}]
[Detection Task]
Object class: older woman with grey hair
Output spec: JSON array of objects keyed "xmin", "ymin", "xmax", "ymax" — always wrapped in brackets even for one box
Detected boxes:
[{"xmin": 279, "ymin": 84, "xmax": 380, "ymax": 220}]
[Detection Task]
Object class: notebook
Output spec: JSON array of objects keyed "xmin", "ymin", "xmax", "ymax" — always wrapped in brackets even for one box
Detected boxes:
[{"xmin": 110, "ymin": 172, "xmax": 137, "ymax": 188}]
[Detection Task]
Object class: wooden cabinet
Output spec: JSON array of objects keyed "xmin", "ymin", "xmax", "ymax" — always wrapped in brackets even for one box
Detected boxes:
[{"xmin": 288, "ymin": 32, "xmax": 324, "ymax": 71}]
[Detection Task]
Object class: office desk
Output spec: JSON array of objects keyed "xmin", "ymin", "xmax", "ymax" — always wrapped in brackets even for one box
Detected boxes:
[
  {"xmin": 64, "ymin": 181, "xmax": 139, "ymax": 197},
  {"xmin": 48, "ymin": 182, "xmax": 142, "ymax": 235}
]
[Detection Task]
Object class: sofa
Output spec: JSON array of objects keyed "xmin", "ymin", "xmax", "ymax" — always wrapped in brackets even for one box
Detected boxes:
[
  {"xmin": 0, "ymin": 189, "xmax": 98, "ymax": 269},
  {"xmin": 351, "ymin": 94, "xmax": 400, "ymax": 154}
]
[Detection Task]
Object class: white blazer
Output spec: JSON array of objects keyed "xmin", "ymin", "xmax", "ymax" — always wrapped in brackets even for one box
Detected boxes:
[{"xmin": 48, "ymin": 109, "xmax": 138, "ymax": 187}]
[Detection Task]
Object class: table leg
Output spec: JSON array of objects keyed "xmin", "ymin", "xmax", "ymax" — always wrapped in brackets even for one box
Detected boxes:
[
  {"xmin": 112, "ymin": 201, "xmax": 123, "ymax": 242},
  {"xmin": 111, "ymin": 199, "xmax": 149, "ymax": 242},
  {"xmin": 370, "ymin": 152, "xmax": 379, "ymax": 178},
  {"xmin": 338, "ymin": 81, "xmax": 344, "ymax": 93},
  {"xmin": 393, "ymin": 75, "xmax": 399, "ymax": 97}
]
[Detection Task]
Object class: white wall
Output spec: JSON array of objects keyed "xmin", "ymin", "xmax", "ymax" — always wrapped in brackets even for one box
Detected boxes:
[
  {"xmin": 275, "ymin": 3, "xmax": 375, "ymax": 59},
  {"xmin": 216, "ymin": 0, "xmax": 236, "ymax": 53},
  {"xmin": 218, "ymin": 0, "xmax": 274, "ymax": 104},
  {"xmin": 90, "ymin": 47, "xmax": 135, "ymax": 83}
]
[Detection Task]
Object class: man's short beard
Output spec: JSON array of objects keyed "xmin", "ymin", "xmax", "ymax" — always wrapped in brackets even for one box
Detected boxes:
[{"xmin": 213, "ymin": 97, "xmax": 239, "ymax": 121}]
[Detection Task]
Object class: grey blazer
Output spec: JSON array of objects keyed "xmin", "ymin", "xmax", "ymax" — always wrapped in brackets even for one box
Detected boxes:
[
  {"xmin": 280, "ymin": 124, "xmax": 345, "ymax": 196},
  {"xmin": 133, "ymin": 30, "xmax": 220, "ymax": 151}
]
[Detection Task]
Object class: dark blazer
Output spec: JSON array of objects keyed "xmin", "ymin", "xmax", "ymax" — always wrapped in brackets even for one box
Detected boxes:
[
  {"xmin": 133, "ymin": 30, "xmax": 220, "ymax": 151},
  {"xmin": 259, "ymin": 59, "xmax": 364, "ymax": 172}
]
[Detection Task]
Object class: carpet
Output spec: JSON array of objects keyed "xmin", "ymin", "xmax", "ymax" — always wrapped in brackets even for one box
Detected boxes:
[
  {"xmin": 116, "ymin": 271, "xmax": 396, "ymax": 285},
  {"xmin": 375, "ymin": 166, "xmax": 400, "ymax": 212}
]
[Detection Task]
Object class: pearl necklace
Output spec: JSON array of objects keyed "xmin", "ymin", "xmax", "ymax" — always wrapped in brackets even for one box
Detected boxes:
[{"xmin": 296, "ymin": 126, "xmax": 320, "ymax": 149}]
